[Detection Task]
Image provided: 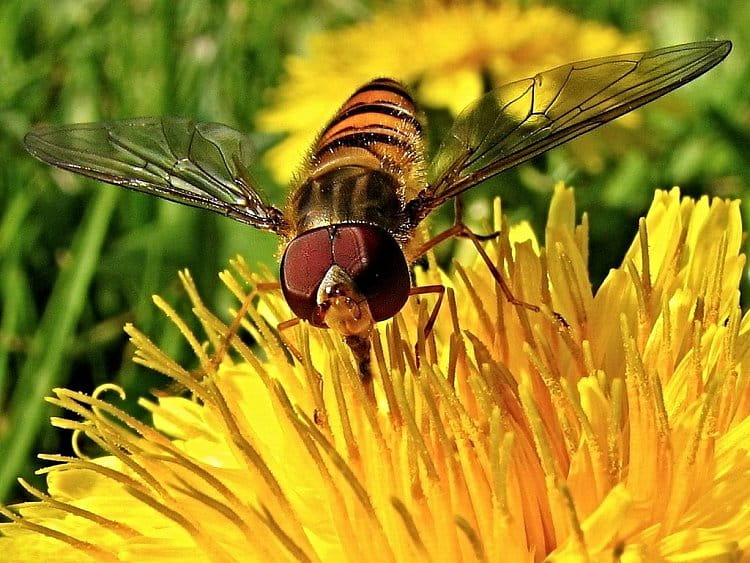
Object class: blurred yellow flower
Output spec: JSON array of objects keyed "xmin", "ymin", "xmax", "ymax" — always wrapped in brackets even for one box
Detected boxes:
[
  {"xmin": 1, "ymin": 185, "xmax": 749, "ymax": 561},
  {"xmin": 259, "ymin": 2, "xmax": 645, "ymax": 183}
]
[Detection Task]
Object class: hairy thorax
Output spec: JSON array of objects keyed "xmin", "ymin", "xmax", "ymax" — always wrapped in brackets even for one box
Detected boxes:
[{"xmin": 288, "ymin": 164, "xmax": 406, "ymax": 237}]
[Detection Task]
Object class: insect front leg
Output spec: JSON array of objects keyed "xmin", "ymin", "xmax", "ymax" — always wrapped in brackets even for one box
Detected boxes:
[
  {"xmin": 274, "ymin": 317, "xmax": 330, "ymax": 427},
  {"xmin": 247, "ymin": 313, "xmax": 322, "ymax": 387},
  {"xmin": 210, "ymin": 281, "xmax": 282, "ymax": 370}
]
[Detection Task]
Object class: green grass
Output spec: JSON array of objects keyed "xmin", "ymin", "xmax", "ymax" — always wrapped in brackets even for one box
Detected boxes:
[{"xmin": 0, "ymin": 0, "xmax": 748, "ymax": 503}]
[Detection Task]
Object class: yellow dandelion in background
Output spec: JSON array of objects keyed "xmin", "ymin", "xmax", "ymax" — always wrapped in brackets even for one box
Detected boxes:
[
  {"xmin": 259, "ymin": 2, "xmax": 645, "ymax": 183},
  {"xmin": 1, "ymin": 185, "xmax": 749, "ymax": 561}
]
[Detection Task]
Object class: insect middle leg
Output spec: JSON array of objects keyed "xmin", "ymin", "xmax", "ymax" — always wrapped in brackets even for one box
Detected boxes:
[
  {"xmin": 213, "ymin": 294, "xmax": 332, "ymax": 416},
  {"xmin": 408, "ymin": 284, "xmax": 445, "ymax": 367}
]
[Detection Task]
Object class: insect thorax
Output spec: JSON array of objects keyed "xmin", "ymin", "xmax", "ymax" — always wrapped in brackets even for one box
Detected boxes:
[{"xmin": 288, "ymin": 165, "xmax": 405, "ymax": 236}]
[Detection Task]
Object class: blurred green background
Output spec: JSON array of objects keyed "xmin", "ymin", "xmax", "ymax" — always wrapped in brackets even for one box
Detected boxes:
[{"xmin": 0, "ymin": 0, "xmax": 747, "ymax": 504}]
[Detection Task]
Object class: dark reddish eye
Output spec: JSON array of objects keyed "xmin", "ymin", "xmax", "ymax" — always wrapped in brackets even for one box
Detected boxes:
[
  {"xmin": 280, "ymin": 226, "xmax": 334, "ymax": 326},
  {"xmin": 332, "ymin": 225, "xmax": 410, "ymax": 322}
]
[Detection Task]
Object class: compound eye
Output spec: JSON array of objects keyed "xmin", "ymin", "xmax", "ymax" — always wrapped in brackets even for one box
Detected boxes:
[
  {"xmin": 280, "ymin": 227, "xmax": 333, "ymax": 326},
  {"xmin": 332, "ymin": 225, "xmax": 410, "ymax": 322}
]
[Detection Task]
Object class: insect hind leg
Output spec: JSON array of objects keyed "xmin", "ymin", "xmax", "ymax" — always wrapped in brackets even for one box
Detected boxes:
[
  {"xmin": 452, "ymin": 223, "xmax": 541, "ymax": 314},
  {"xmin": 411, "ymin": 197, "xmax": 566, "ymax": 322}
]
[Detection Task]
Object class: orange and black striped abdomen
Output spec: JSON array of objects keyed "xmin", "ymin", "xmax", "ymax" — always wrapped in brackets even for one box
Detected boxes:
[
  {"xmin": 288, "ymin": 79, "xmax": 425, "ymax": 236},
  {"xmin": 311, "ymin": 78, "xmax": 424, "ymax": 181}
]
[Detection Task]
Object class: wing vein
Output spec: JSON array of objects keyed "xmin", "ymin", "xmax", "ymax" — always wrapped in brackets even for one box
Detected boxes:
[{"xmin": 414, "ymin": 40, "xmax": 731, "ymax": 216}]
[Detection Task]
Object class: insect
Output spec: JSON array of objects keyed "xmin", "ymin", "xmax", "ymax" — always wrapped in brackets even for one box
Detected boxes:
[{"xmin": 26, "ymin": 40, "xmax": 731, "ymax": 380}]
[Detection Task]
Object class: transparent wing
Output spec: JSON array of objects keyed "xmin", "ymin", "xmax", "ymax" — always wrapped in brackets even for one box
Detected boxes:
[
  {"xmin": 410, "ymin": 40, "xmax": 731, "ymax": 221},
  {"xmin": 25, "ymin": 117, "xmax": 288, "ymax": 232}
]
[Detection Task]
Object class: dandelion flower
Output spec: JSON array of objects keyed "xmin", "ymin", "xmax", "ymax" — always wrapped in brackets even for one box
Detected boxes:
[
  {"xmin": 258, "ymin": 3, "xmax": 645, "ymax": 183},
  {"xmin": 1, "ymin": 185, "xmax": 749, "ymax": 561}
]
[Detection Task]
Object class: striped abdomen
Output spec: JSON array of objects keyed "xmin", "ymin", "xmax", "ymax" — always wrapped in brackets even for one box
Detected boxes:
[
  {"xmin": 311, "ymin": 78, "xmax": 423, "ymax": 179},
  {"xmin": 288, "ymin": 79, "xmax": 425, "ymax": 237}
]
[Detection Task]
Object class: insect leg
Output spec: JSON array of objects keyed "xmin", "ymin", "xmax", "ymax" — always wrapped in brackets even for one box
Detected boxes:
[
  {"xmin": 453, "ymin": 224, "xmax": 541, "ymax": 313},
  {"xmin": 411, "ymin": 198, "xmax": 540, "ymax": 314},
  {"xmin": 274, "ymin": 317, "xmax": 331, "ymax": 426},
  {"xmin": 209, "ymin": 281, "xmax": 282, "ymax": 370},
  {"xmin": 452, "ymin": 195, "xmax": 500, "ymax": 241},
  {"xmin": 275, "ymin": 316, "xmax": 304, "ymax": 363},
  {"xmin": 408, "ymin": 284, "xmax": 445, "ymax": 367}
]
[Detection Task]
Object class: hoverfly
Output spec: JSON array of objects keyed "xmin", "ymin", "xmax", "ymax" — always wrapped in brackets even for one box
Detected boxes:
[{"xmin": 25, "ymin": 40, "xmax": 731, "ymax": 380}]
